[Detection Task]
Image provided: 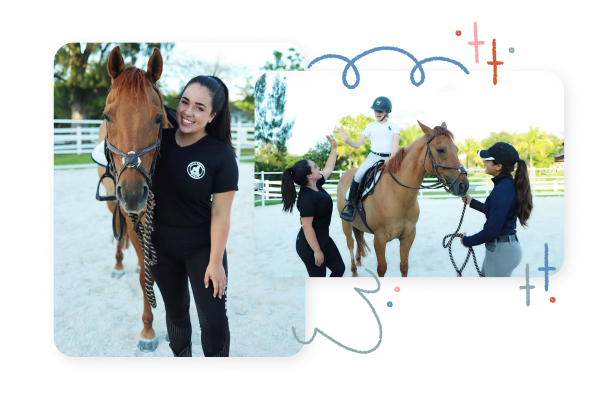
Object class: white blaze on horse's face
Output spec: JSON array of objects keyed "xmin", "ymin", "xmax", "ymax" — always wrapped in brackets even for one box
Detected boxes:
[{"xmin": 177, "ymin": 83, "xmax": 216, "ymax": 137}]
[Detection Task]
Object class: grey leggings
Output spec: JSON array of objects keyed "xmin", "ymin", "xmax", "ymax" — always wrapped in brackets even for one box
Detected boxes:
[
  {"xmin": 354, "ymin": 152, "xmax": 389, "ymax": 182},
  {"xmin": 481, "ymin": 238, "xmax": 523, "ymax": 277}
]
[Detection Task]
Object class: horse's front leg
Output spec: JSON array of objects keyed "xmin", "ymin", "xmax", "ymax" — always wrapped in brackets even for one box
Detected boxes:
[
  {"xmin": 373, "ymin": 234, "xmax": 388, "ymax": 277},
  {"xmin": 399, "ymin": 226, "xmax": 416, "ymax": 277},
  {"xmin": 125, "ymin": 215, "xmax": 158, "ymax": 352}
]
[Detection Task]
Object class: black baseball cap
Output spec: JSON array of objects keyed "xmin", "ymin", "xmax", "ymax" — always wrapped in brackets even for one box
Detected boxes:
[{"xmin": 477, "ymin": 142, "xmax": 520, "ymax": 167}]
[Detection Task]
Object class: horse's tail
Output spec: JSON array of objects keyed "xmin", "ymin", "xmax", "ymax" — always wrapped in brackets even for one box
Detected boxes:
[{"xmin": 353, "ymin": 226, "xmax": 370, "ymax": 258}]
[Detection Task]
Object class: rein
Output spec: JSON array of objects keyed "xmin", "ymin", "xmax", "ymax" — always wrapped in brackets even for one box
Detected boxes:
[
  {"xmin": 442, "ymin": 203, "xmax": 483, "ymax": 277},
  {"xmin": 387, "ymin": 132, "xmax": 467, "ymax": 192},
  {"xmin": 385, "ymin": 131, "xmax": 480, "ymax": 277}
]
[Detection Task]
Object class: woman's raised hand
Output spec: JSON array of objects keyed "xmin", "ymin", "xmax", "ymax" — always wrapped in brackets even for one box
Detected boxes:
[
  {"xmin": 327, "ymin": 135, "xmax": 337, "ymax": 149},
  {"xmin": 339, "ymin": 126, "xmax": 348, "ymax": 142}
]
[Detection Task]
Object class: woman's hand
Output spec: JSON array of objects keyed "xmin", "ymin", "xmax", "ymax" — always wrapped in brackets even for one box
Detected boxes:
[
  {"xmin": 339, "ymin": 126, "xmax": 348, "ymax": 142},
  {"xmin": 460, "ymin": 232, "xmax": 468, "ymax": 248},
  {"xmin": 327, "ymin": 135, "xmax": 337, "ymax": 149},
  {"xmin": 462, "ymin": 194, "xmax": 472, "ymax": 205},
  {"xmin": 314, "ymin": 250, "xmax": 325, "ymax": 267},
  {"xmin": 204, "ymin": 262, "xmax": 227, "ymax": 299}
]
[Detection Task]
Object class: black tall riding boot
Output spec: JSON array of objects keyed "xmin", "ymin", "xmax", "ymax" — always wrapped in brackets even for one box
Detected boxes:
[{"xmin": 340, "ymin": 181, "xmax": 360, "ymax": 222}]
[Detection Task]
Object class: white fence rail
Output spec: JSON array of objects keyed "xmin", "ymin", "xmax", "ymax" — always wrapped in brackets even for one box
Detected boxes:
[
  {"xmin": 53, "ymin": 119, "xmax": 255, "ymax": 160},
  {"xmin": 254, "ymin": 168, "xmax": 564, "ymax": 205}
]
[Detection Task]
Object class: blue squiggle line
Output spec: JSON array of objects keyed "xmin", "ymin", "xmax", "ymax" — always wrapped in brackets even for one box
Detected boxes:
[
  {"xmin": 292, "ymin": 268, "xmax": 382, "ymax": 354},
  {"xmin": 307, "ymin": 46, "xmax": 469, "ymax": 88}
]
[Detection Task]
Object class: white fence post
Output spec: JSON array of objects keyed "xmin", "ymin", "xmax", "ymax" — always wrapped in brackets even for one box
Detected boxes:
[
  {"xmin": 261, "ymin": 171, "xmax": 265, "ymax": 206},
  {"xmin": 237, "ymin": 120, "xmax": 242, "ymax": 159},
  {"xmin": 76, "ymin": 125, "xmax": 82, "ymax": 155},
  {"xmin": 554, "ymin": 179, "xmax": 557, "ymax": 194}
]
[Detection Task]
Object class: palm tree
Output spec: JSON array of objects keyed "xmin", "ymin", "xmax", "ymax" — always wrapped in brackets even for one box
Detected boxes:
[
  {"xmin": 400, "ymin": 124, "xmax": 424, "ymax": 148},
  {"xmin": 457, "ymin": 136, "xmax": 480, "ymax": 169},
  {"xmin": 515, "ymin": 127, "xmax": 552, "ymax": 177},
  {"xmin": 334, "ymin": 114, "xmax": 374, "ymax": 169}
]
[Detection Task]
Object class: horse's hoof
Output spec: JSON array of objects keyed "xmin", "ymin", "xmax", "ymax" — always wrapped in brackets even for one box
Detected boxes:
[
  {"xmin": 111, "ymin": 270, "xmax": 125, "ymax": 279},
  {"xmin": 137, "ymin": 337, "xmax": 158, "ymax": 352},
  {"xmin": 352, "ymin": 271, "xmax": 359, "ymax": 277}
]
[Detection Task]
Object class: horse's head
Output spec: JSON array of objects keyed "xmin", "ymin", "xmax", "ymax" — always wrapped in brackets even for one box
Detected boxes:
[
  {"xmin": 418, "ymin": 121, "xmax": 469, "ymax": 197},
  {"xmin": 104, "ymin": 46, "xmax": 165, "ymax": 213}
]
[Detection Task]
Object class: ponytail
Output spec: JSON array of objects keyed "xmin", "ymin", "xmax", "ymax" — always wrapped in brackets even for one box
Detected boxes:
[
  {"xmin": 511, "ymin": 159, "xmax": 533, "ymax": 227},
  {"xmin": 281, "ymin": 160, "xmax": 313, "ymax": 213}
]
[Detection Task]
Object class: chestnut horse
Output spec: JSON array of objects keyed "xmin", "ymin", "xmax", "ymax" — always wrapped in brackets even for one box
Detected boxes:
[
  {"xmin": 337, "ymin": 121, "xmax": 469, "ymax": 277},
  {"xmin": 97, "ymin": 46, "xmax": 168, "ymax": 352}
]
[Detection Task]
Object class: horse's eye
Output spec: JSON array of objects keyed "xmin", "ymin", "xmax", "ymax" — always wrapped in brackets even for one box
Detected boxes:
[
  {"xmin": 155, "ymin": 115, "xmax": 163, "ymax": 125},
  {"xmin": 437, "ymin": 148, "xmax": 445, "ymax": 154},
  {"xmin": 103, "ymin": 113, "xmax": 111, "ymax": 123}
]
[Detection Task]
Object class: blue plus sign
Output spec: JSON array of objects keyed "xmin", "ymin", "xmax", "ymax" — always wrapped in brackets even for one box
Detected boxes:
[
  {"xmin": 520, "ymin": 264, "xmax": 536, "ymax": 306},
  {"xmin": 538, "ymin": 243, "xmax": 556, "ymax": 291}
]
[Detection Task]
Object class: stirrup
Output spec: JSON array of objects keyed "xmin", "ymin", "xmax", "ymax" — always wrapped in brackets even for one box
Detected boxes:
[{"xmin": 340, "ymin": 203, "xmax": 357, "ymax": 222}]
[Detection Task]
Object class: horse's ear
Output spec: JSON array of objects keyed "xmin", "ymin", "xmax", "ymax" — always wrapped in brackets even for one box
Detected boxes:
[
  {"xmin": 441, "ymin": 122, "xmax": 448, "ymax": 129},
  {"xmin": 147, "ymin": 48, "xmax": 163, "ymax": 84},
  {"xmin": 418, "ymin": 120, "xmax": 433, "ymax": 136},
  {"xmin": 108, "ymin": 46, "xmax": 125, "ymax": 82}
]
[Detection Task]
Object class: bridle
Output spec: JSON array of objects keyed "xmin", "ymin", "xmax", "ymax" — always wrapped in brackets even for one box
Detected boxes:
[
  {"xmin": 94, "ymin": 80, "xmax": 164, "ymax": 308},
  {"xmin": 95, "ymin": 82, "xmax": 164, "ymax": 241},
  {"xmin": 388, "ymin": 129, "xmax": 467, "ymax": 193}
]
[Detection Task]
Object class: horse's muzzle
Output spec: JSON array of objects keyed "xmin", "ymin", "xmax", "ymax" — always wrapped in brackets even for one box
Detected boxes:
[
  {"xmin": 451, "ymin": 179, "xmax": 469, "ymax": 197},
  {"xmin": 116, "ymin": 183, "xmax": 149, "ymax": 213}
]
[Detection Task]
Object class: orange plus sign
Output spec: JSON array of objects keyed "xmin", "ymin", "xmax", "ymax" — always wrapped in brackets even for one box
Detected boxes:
[{"xmin": 487, "ymin": 39, "xmax": 504, "ymax": 85}]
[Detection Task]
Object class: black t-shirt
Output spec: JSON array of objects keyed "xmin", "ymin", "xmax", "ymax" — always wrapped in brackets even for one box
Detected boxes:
[
  {"xmin": 152, "ymin": 128, "xmax": 239, "ymax": 243},
  {"xmin": 296, "ymin": 175, "xmax": 333, "ymax": 245}
]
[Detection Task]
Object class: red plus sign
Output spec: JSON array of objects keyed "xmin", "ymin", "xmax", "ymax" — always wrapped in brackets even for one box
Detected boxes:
[{"xmin": 487, "ymin": 39, "xmax": 504, "ymax": 85}]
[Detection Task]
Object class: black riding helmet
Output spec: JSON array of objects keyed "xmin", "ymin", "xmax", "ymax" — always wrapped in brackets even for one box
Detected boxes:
[
  {"xmin": 371, "ymin": 96, "xmax": 391, "ymax": 122},
  {"xmin": 371, "ymin": 96, "xmax": 392, "ymax": 113}
]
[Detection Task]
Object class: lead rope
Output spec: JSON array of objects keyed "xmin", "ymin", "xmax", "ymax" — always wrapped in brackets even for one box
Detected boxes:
[
  {"xmin": 442, "ymin": 203, "xmax": 483, "ymax": 277},
  {"xmin": 128, "ymin": 192, "xmax": 158, "ymax": 308}
]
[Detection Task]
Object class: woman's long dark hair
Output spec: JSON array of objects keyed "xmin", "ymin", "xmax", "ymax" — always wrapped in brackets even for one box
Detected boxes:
[
  {"xmin": 281, "ymin": 159, "xmax": 312, "ymax": 213},
  {"xmin": 180, "ymin": 76, "xmax": 233, "ymax": 152},
  {"xmin": 502, "ymin": 159, "xmax": 533, "ymax": 227}
]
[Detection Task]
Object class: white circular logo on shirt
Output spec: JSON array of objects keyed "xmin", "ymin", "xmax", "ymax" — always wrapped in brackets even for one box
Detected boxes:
[{"xmin": 187, "ymin": 161, "xmax": 205, "ymax": 179}]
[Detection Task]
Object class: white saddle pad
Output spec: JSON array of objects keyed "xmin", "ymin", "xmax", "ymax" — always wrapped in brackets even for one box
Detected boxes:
[
  {"xmin": 91, "ymin": 141, "xmax": 107, "ymax": 167},
  {"xmin": 345, "ymin": 171, "xmax": 382, "ymax": 200}
]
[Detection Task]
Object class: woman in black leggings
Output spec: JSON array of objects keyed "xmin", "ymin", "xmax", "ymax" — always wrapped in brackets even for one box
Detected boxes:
[
  {"xmin": 150, "ymin": 76, "xmax": 238, "ymax": 357},
  {"xmin": 281, "ymin": 136, "xmax": 345, "ymax": 277}
]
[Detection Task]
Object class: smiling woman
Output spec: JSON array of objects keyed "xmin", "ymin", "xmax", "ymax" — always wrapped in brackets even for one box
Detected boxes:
[{"xmin": 150, "ymin": 75, "xmax": 238, "ymax": 357}]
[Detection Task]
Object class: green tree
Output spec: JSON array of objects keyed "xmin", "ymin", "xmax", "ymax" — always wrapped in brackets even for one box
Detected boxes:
[
  {"xmin": 457, "ymin": 136, "xmax": 481, "ymax": 169},
  {"xmin": 399, "ymin": 124, "xmax": 424, "ymax": 147},
  {"xmin": 262, "ymin": 48, "xmax": 305, "ymax": 71},
  {"xmin": 232, "ymin": 77, "xmax": 255, "ymax": 119},
  {"xmin": 254, "ymin": 73, "xmax": 295, "ymax": 165},
  {"xmin": 515, "ymin": 127, "xmax": 553, "ymax": 171},
  {"xmin": 333, "ymin": 114, "xmax": 374, "ymax": 169},
  {"xmin": 54, "ymin": 42, "xmax": 174, "ymax": 124},
  {"xmin": 481, "ymin": 130, "xmax": 515, "ymax": 149}
]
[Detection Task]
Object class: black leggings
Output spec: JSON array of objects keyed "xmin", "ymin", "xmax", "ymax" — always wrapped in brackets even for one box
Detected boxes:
[
  {"xmin": 296, "ymin": 230, "xmax": 345, "ymax": 277},
  {"xmin": 150, "ymin": 223, "xmax": 229, "ymax": 357}
]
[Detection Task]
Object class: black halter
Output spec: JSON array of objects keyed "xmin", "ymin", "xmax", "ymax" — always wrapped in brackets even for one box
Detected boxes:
[
  {"xmin": 95, "ymin": 82, "xmax": 163, "ymax": 240},
  {"xmin": 388, "ymin": 130, "xmax": 467, "ymax": 193}
]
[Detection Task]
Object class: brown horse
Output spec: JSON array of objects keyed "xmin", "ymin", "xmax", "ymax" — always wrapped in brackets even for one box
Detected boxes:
[
  {"xmin": 337, "ymin": 121, "xmax": 469, "ymax": 277},
  {"xmin": 97, "ymin": 46, "xmax": 168, "ymax": 351}
]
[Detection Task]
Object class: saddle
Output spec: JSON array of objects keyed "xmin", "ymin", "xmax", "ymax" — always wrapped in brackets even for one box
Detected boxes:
[{"xmin": 346, "ymin": 161, "xmax": 385, "ymax": 234}]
